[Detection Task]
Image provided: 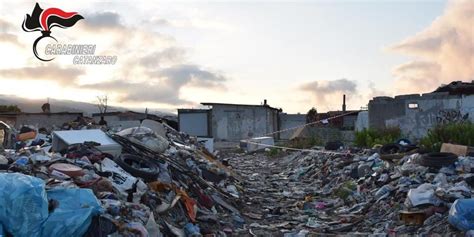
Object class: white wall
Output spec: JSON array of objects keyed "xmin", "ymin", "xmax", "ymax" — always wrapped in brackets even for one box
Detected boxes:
[
  {"xmin": 385, "ymin": 94, "xmax": 474, "ymax": 139},
  {"xmin": 210, "ymin": 105, "xmax": 278, "ymax": 141}
]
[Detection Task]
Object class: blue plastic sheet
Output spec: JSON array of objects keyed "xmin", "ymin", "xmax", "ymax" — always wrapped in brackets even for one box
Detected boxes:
[
  {"xmin": 42, "ymin": 188, "xmax": 103, "ymax": 237},
  {"xmin": 0, "ymin": 173, "xmax": 102, "ymax": 237},
  {"xmin": 0, "ymin": 173, "xmax": 49, "ymax": 237},
  {"xmin": 448, "ymin": 199, "xmax": 474, "ymax": 231}
]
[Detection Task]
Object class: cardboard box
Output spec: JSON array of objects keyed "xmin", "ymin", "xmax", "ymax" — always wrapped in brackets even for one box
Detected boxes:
[{"xmin": 440, "ymin": 143, "xmax": 474, "ymax": 156}]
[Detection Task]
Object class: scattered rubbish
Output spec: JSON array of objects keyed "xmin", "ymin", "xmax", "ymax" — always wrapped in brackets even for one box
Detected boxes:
[
  {"xmin": 0, "ymin": 119, "xmax": 241, "ymax": 236},
  {"xmin": 406, "ymin": 183, "xmax": 441, "ymax": 207},
  {"xmin": 1, "ymin": 117, "xmax": 473, "ymax": 236},
  {"xmin": 225, "ymin": 140, "xmax": 467, "ymax": 235}
]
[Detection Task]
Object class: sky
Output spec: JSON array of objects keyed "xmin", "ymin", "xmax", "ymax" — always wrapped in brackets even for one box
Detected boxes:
[{"xmin": 0, "ymin": 0, "xmax": 472, "ymax": 114}]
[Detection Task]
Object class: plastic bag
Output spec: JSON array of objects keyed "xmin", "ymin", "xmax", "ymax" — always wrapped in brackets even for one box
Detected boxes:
[
  {"xmin": 0, "ymin": 173, "xmax": 48, "ymax": 237},
  {"xmin": 0, "ymin": 173, "xmax": 102, "ymax": 237},
  {"xmin": 406, "ymin": 183, "xmax": 441, "ymax": 207},
  {"xmin": 41, "ymin": 188, "xmax": 103, "ymax": 237},
  {"xmin": 448, "ymin": 199, "xmax": 474, "ymax": 231},
  {"xmin": 117, "ymin": 127, "xmax": 169, "ymax": 153}
]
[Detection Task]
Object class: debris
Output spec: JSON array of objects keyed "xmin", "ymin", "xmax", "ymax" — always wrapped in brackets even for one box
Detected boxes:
[
  {"xmin": 2, "ymin": 116, "xmax": 473, "ymax": 236},
  {"xmin": 52, "ymin": 129, "xmax": 122, "ymax": 157},
  {"xmin": 399, "ymin": 210, "xmax": 426, "ymax": 225}
]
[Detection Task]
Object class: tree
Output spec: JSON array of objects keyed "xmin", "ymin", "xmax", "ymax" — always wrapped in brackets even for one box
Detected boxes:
[
  {"xmin": 96, "ymin": 95, "xmax": 108, "ymax": 126},
  {"xmin": 96, "ymin": 95, "xmax": 108, "ymax": 115},
  {"xmin": 306, "ymin": 107, "xmax": 318, "ymax": 124},
  {"xmin": 0, "ymin": 105, "xmax": 21, "ymax": 113}
]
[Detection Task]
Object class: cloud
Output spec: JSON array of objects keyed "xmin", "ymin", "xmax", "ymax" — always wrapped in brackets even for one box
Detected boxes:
[
  {"xmin": 0, "ymin": 19, "xmax": 14, "ymax": 31},
  {"xmin": 0, "ymin": 65, "xmax": 84, "ymax": 85},
  {"xmin": 365, "ymin": 81, "xmax": 386, "ymax": 99},
  {"xmin": 0, "ymin": 33, "xmax": 22, "ymax": 46},
  {"xmin": 139, "ymin": 47, "xmax": 186, "ymax": 68},
  {"xmin": 299, "ymin": 78, "xmax": 357, "ymax": 105},
  {"xmin": 82, "ymin": 64, "xmax": 226, "ymax": 105},
  {"xmin": 158, "ymin": 64, "xmax": 227, "ymax": 89},
  {"xmin": 82, "ymin": 12, "xmax": 124, "ymax": 30},
  {"xmin": 149, "ymin": 18, "xmax": 172, "ymax": 27},
  {"xmin": 0, "ymin": 7, "xmax": 228, "ymax": 108},
  {"xmin": 389, "ymin": 0, "xmax": 474, "ymax": 93},
  {"xmin": 0, "ymin": 19, "xmax": 23, "ymax": 46},
  {"xmin": 147, "ymin": 15, "xmax": 233, "ymax": 32},
  {"xmin": 80, "ymin": 79, "xmax": 189, "ymax": 105}
]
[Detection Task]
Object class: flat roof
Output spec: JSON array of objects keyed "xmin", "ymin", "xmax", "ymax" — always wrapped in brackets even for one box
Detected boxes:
[
  {"xmin": 177, "ymin": 109, "xmax": 210, "ymax": 113},
  {"xmin": 201, "ymin": 102, "xmax": 280, "ymax": 111}
]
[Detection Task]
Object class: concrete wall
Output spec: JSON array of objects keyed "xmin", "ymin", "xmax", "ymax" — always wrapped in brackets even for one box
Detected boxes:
[
  {"xmin": 295, "ymin": 127, "xmax": 355, "ymax": 145},
  {"xmin": 369, "ymin": 92, "xmax": 474, "ymax": 139},
  {"xmin": 93, "ymin": 115, "xmax": 121, "ymax": 122},
  {"xmin": 0, "ymin": 113, "xmax": 82, "ymax": 130},
  {"xmin": 368, "ymin": 96, "xmax": 406, "ymax": 130},
  {"xmin": 210, "ymin": 105, "xmax": 278, "ymax": 141},
  {"xmin": 279, "ymin": 113, "xmax": 306, "ymax": 140}
]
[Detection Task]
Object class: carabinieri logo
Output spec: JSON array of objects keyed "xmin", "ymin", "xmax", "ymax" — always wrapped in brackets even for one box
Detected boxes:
[{"xmin": 22, "ymin": 3, "xmax": 84, "ymax": 61}]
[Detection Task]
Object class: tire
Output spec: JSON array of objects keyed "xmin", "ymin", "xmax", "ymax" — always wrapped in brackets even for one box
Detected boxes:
[
  {"xmin": 114, "ymin": 154, "xmax": 160, "ymax": 181},
  {"xmin": 380, "ymin": 143, "xmax": 402, "ymax": 154},
  {"xmin": 420, "ymin": 152, "xmax": 458, "ymax": 168}
]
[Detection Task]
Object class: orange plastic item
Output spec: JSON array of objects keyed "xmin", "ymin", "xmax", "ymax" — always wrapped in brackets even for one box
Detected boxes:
[{"xmin": 17, "ymin": 131, "xmax": 36, "ymax": 141}]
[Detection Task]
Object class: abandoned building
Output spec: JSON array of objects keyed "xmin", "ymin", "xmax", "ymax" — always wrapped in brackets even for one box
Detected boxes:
[
  {"xmin": 368, "ymin": 81, "xmax": 474, "ymax": 139},
  {"xmin": 178, "ymin": 101, "xmax": 281, "ymax": 141},
  {"xmin": 178, "ymin": 96, "xmax": 362, "ymax": 142},
  {"xmin": 0, "ymin": 112, "xmax": 83, "ymax": 130}
]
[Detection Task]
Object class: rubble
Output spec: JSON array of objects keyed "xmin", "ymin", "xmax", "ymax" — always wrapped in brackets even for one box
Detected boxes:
[
  {"xmin": 2, "ymin": 115, "xmax": 474, "ymax": 236},
  {"xmin": 227, "ymin": 145, "xmax": 473, "ymax": 235},
  {"xmin": 0, "ymin": 121, "xmax": 242, "ymax": 236}
]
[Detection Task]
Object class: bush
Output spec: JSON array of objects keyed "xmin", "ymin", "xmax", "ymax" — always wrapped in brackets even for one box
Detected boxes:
[
  {"xmin": 354, "ymin": 127, "xmax": 401, "ymax": 148},
  {"xmin": 287, "ymin": 136, "xmax": 323, "ymax": 149},
  {"xmin": 265, "ymin": 147, "xmax": 280, "ymax": 157},
  {"xmin": 420, "ymin": 122, "xmax": 474, "ymax": 152}
]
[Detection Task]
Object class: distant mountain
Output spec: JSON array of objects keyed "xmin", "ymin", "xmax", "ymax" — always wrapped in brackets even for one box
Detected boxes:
[{"xmin": 0, "ymin": 94, "xmax": 176, "ymax": 120}]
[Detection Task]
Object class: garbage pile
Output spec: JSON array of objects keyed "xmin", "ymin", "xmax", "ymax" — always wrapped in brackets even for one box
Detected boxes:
[
  {"xmin": 280, "ymin": 148, "xmax": 474, "ymax": 235},
  {"xmin": 232, "ymin": 143, "xmax": 474, "ymax": 235},
  {"xmin": 0, "ymin": 120, "xmax": 242, "ymax": 236}
]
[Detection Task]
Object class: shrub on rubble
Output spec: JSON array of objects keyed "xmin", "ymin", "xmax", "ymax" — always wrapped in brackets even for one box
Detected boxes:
[
  {"xmin": 265, "ymin": 147, "xmax": 280, "ymax": 157},
  {"xmin": 354, "ymin": 127, "xmax": 401, "ymax": 148},
  {"xmin": 420, "ymin": 122, "xmax": 474, "ymax": 152}
]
